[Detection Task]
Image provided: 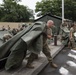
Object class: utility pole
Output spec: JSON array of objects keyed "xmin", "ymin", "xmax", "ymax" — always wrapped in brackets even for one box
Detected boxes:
[{"xmin": 62, "ymin": 0, "xmax": 64, "ymax": 23}]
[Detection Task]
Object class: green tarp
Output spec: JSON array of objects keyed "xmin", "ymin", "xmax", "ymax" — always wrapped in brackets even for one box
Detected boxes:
[{"xmin": 0, "ymin": 22, "xmax": 45, "ymax": 70}]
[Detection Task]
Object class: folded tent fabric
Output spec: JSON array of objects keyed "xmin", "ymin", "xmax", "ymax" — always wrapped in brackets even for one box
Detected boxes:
[
  {"xmin": 0, "ymin": 22, "xmax": 46, "ymax": 70},
  {"xmin": 0, "ymin": 25, "xmax": 34, "ymax": 69},
  {"xmin": 0, "ymin": 25, "xmax": 34, "ymax": 59}
]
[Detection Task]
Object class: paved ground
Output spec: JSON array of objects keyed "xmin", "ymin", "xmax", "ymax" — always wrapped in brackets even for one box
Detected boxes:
[
  {"xmin": 38, "ymin": 47, "xmax": 76, "ymax": 75},
  {"xmin": 0, "ymin": 40, "xmax": 64, "ymax": 75}
]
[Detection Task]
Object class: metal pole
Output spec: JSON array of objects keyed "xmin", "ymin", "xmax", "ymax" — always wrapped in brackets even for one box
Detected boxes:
[
  {"xmin": 54, "ymin": 35, "xmax": 57, "ymax": 46},
  {"xmin": 62, "ymin": 0, "xmax": 64, "ymax": 23}
]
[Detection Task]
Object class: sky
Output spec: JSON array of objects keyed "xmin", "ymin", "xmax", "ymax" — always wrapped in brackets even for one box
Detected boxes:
[
  {"xmin": 0, "ymin": 0, "xmax": 42, "ymax": 19},
  {"xmin": 0, "ymin": 0, "xmax": 41, "ymax": 10},
  {"xmin": 19, "ymin": 0, "xmax": 41, "ymax": 10}
]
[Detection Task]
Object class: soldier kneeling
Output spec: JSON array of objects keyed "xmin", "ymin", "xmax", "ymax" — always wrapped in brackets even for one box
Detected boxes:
[{"xmin": 3, "ymin": 34, "xmax": 12, "ymax": 43}]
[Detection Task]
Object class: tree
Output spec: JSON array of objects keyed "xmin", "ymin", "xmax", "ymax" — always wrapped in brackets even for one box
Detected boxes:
[
  {"xmin": 3, "ymin": 0, "xmax": 21, "ymax": 3},
  {"xmin": 0, "ymin": 0, "xmax": 34, "ymax": 22},
  {"xmin": 35, "ymin": 0, "xmax": 76, "ymax": 21},
  {"xmin": 64, "ymin": 0, "xmax": 76, "ymax": 21},
  {"xmin": 35, "ymin": 0, "xmax": 61, "ymax": 16}
]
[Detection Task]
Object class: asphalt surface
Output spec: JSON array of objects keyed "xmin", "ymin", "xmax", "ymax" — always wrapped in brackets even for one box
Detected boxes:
[{"xmin": 38, "ymin": 47, "xmax": 76, "ymax": 75}]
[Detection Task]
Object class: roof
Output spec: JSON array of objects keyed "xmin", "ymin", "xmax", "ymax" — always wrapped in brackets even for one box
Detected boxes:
[{"xmin": 34, "ymin": 13, "xmax": 62, "ymax": 22}]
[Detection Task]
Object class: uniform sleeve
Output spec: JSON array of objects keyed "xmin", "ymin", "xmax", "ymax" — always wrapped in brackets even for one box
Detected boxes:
[
  {"xmin": 70, "ymin": 27, "xmax": 73, "ymax": 33},
  {"xmin": 47, "ymin": 28, "xmax": 52, "ymax": 36},
  {"xmin": 43, "ymin": 26, "xmax": 47, "ymax": 35}
]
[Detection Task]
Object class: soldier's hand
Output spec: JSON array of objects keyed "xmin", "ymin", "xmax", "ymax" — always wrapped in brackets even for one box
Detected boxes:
[{"xmin": 47, "ymin": 35, "xmax": 52, "ymax": 39}]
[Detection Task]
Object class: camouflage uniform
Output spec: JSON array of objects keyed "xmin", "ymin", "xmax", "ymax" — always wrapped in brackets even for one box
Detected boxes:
[
  {"xmin": 26, "ymin": 25, "xmax": 53, "ymax": 66},
  {"xmin": 70, "ymin": 27, "xmax": 76, "ymax": 48},
  {"xmin": 42, "ymin": 26, "xmax": 53, "ymax": 62},
  {"xmin": 60, "ymin": 23, "xmax": 70, "ymax": 46}
]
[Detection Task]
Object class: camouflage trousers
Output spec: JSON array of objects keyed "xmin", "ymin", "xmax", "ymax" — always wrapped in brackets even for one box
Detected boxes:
[
  {"xmin": 27, "ymin": 42, "xmax": 53, "ymax": 64},
  {"xmin": 70, "ymin": 37, "xmax": 76, "ymax": 48}
]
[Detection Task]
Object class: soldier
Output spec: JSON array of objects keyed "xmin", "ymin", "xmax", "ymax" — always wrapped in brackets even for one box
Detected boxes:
[
  {"xmin": 70, "ymin": 22, "xmax": 76, "ymax": 50},
  {"xmin": 2, "ymin": 26, "xmax": 6, "ymax": 31},
  {"xmin": 3, "ymin": 34, "xmax": 12, "ymax": 42},
  {"xmin": 12, "ymin": 28, "xmax": 17, "ymax": 35},
  {"xmin": 26, "ymin": 20, "xmax": 58, "ymax": 69},
  {"xmin": 7, "ymin": 25, "xmax": 10, "ymax": 30},
  {"xmin": 60, "ymin": 20, "xmax": 70, "ymax": 46}
]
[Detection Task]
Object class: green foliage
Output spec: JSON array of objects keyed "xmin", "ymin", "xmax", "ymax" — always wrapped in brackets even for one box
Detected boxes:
[
  {"xmin": 0, "ymin": 0, "xmax": 34, "ymax": 22},
  {"xmin": 1, "ymin": 14, "xmax": 17, "ymax": 22},
  {"xmin": 35, "ymin": 0, "xmax": 61, "ymax": 16},
  {"xmin": 64, "ymin": 0, "xmax": 76, "ymax": 21},
  {"xmin": 35, "ymin": 0, "xmax": 76, "ymax": 21}
]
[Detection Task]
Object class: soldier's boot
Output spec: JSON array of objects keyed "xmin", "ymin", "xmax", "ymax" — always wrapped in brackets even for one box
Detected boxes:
[
  {"xmin": 26, "ymin": 58, "xmax": 34, "ymax": 69},
  {"xmin": 26, "ymin": 53, "xmax": 38, "ymax": 69},
  {"xmin": 49, "ymin": 61, "xmax": 58, "ymax": 68},
  {"xmin": 72, "ymin": 45, "xmax": 76, "ymax": 50},
  {"xmin": 26, "ymin": 63, "xmax": 34, "ymax": 69},
  {"xmin": 51, "ymin": 62, "xmax": 58, "ymax": 68},
  {"xmin": 72, "ymin": 47, "xmax": 76, "ymax": 50}
]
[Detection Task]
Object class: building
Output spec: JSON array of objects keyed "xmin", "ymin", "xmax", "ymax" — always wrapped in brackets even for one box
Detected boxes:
[{"xmin": 34, "ymin": 13, "xmax": 62, "ymax": 34}]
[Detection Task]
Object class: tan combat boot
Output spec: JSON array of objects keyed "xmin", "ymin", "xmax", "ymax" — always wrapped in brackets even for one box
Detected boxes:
[
  {"xmin": 72, "ymin": 47, "xmax": 76, "ymax": 50},
  {"xmin": 26, "ymin": 63, "xmax": 34, "ymax": 69},
  {"xmin": 50, "ymin": 62, "xmax": 58, "ymax": 68}
]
